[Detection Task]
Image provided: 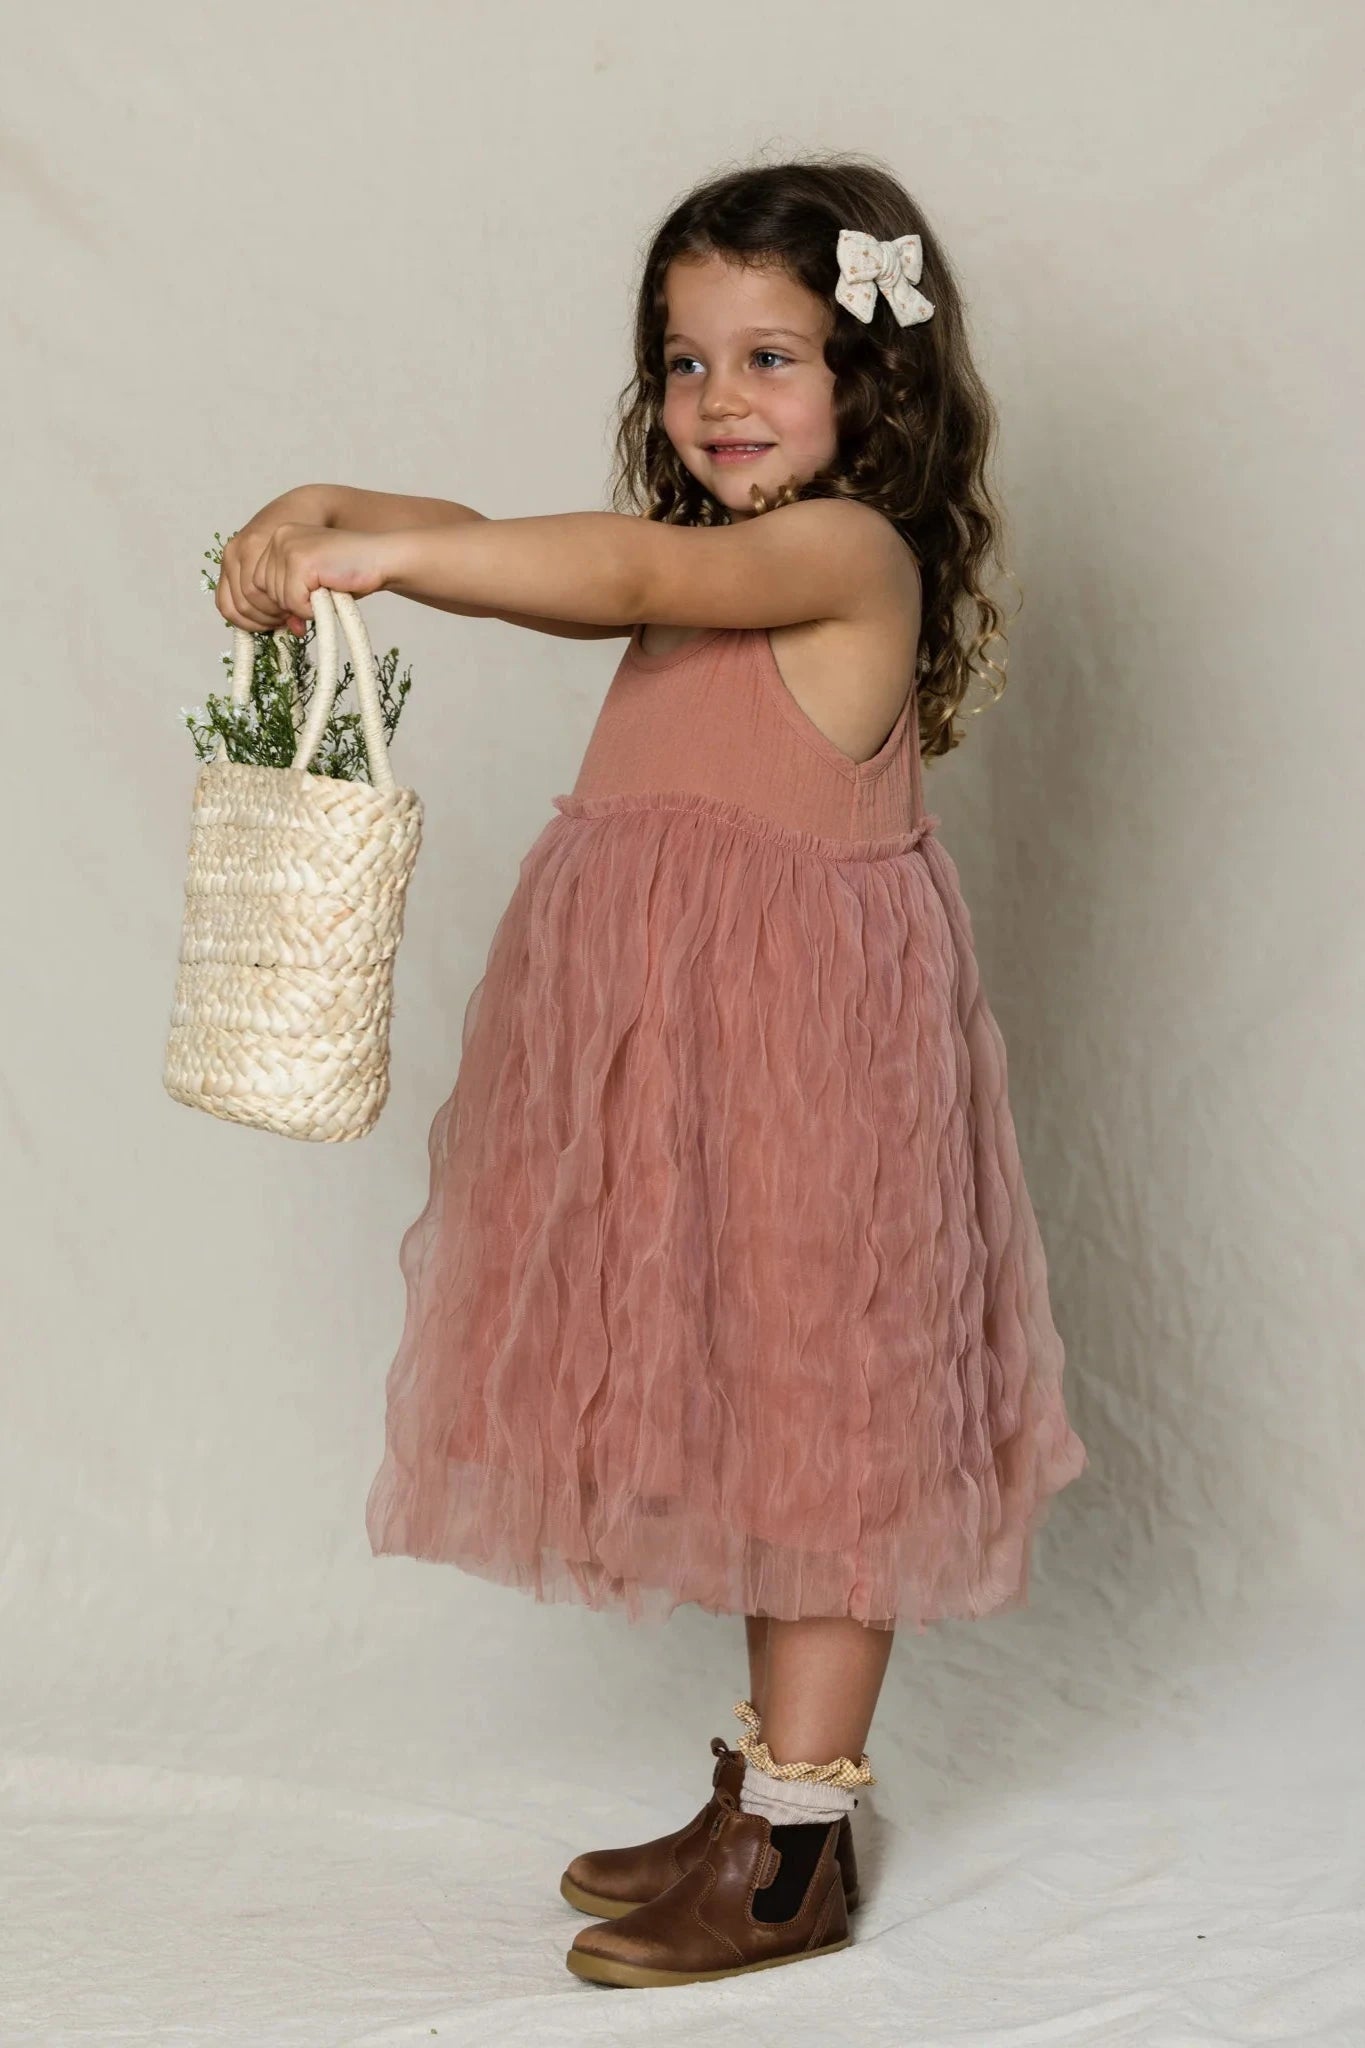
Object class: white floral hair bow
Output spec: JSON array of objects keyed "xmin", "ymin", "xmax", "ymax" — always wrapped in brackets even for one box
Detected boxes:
[{"xmin": 834, "ymin": 229, "xmax": 935, "ymax": 327}]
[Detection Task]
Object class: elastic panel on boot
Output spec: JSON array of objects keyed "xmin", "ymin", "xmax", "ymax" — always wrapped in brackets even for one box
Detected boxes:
[{"xmin": 751, "ymin": 1821, "xmax": 833, "ymax": 1922}]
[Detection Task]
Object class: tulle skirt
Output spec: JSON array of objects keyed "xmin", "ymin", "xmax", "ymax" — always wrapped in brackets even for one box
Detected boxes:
[{"xmin": 363, "ymin": 788, "xmax": 1088, "ymax": 1629}]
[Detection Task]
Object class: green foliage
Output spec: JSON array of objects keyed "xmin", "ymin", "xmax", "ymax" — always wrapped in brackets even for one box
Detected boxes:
[{"xmin": 183, "ymin": 532, "xmax": 413, "ymax": 781}]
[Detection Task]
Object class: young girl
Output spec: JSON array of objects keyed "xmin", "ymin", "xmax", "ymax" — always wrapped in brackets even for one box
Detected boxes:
[{"xmin": 219, "ymin": 155, "xmax": 1088, "ymax": 1989}]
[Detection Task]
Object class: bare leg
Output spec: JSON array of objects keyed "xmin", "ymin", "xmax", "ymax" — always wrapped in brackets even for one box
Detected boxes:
[
  {"xmin": 759, "ymin": 1617, "xmax": 895, "ymax": 1763},
  {"xmin": 744, "ymin": 1614, "xmax": 771, "ymax": 1719}
]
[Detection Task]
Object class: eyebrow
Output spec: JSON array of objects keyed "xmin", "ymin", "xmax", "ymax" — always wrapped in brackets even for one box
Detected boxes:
[{"xmin": 663, "ymin": 326, "xmax": 812, "ymax": 345}]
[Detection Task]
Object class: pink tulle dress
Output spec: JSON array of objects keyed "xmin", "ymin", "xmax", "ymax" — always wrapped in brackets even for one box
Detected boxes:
[{"xmin": 363, "ymin": 619, "xmax": 1088, "ymax": 1630}]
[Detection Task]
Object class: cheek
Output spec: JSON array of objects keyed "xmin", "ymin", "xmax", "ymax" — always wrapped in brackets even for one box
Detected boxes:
[
  {"xmin": 776, "ymin": 395, "xmax": 836, "ymax": 449},
  {"xmin": 769, "ymin": 371, "xmax": 836, "ymax": 442},
  {"xmin": 660, "ymin": 389, "xmax": 692, "ymax": 449},
  {"xmin": 660, "ymin": 393, "xmax": 708, "ymax": 475}
]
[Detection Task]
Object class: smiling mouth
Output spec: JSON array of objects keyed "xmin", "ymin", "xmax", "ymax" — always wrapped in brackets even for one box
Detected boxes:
[{"xmin": 704, "ymin": 442, "xmax": 774, "ymax": 458}]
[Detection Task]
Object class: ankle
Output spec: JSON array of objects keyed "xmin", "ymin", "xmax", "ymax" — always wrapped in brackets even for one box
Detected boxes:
[
  {"xmin": 731, "ymin": 1698, "xmax": 874, "ymax": 1781},
  {"xmin": 730, "ymin": 1696, "xmax": 874, "ymax": 1825}
]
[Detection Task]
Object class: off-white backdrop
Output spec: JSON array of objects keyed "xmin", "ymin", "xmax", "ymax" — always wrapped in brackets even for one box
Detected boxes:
[{"xmin": 4, "ymin": 3, "xmax": 1361, "ymax": 2042}]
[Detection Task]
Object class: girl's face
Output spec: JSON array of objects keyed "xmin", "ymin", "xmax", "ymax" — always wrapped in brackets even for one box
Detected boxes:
[{"xmin": 659, "ymin": 253, "xmax": 838, "ymax": 520}]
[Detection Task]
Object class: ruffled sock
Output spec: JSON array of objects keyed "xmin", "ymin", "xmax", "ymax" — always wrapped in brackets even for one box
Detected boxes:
[
  {"xmin": 729, "ymin": 1698, "xmax": 873, "ymax": 1923},
  {"xmin": 739, "ymin": 1765, "xmax": 859, "ymax": 1826}
]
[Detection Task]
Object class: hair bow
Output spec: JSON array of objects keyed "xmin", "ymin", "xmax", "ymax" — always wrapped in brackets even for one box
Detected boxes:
[{"xmin": 834, "ymin": 229, "xmax": 935, "ymax": 327}]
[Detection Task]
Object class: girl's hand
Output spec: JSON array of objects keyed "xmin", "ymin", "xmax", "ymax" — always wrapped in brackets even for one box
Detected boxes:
[
  {"xmin": 216, "ymin": 523, "xmax": 396, "ymax": 636},
  {"xmin": 216, "ymin": 484, "xmax": 335, "ymax": 635}
]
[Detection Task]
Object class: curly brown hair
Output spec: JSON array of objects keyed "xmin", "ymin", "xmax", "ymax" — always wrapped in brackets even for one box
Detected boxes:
[{"xmin": 606, "ymin": 152, "xmax": 1020, "ymax": 760}]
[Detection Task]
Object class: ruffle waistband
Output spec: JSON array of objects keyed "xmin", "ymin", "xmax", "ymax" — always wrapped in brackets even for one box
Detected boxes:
[{"xmin": 551, "ymin": 788, "xmax": 939, "ymax": 864}]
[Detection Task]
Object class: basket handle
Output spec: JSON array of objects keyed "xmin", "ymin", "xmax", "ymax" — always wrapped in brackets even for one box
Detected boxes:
[{"xmin": 223, "ymin": 589, "xmax": 397, "ymax": 794}]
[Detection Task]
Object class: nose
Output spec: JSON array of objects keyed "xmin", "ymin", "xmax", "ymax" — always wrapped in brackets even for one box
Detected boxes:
[
  {"xmin": 698, "ymin": 371, "xmax": 751, "ymax": 423},
  {"xmin": 701, "ymin": 397, "xmax": 751, "ymax": 428}
]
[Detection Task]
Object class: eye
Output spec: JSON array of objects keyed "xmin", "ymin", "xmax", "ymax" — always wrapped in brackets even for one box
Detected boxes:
[{"xmin": 664, "ymin": 349, "xmax": 793, "ymax": 376}]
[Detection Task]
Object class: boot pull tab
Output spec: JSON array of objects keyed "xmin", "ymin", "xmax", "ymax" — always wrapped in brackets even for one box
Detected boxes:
[{"xmin": 709, "ymin": 1785, "xmax": 740, "ymax": 1838}]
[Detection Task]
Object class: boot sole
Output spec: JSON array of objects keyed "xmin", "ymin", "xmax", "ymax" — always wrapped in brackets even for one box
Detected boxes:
[
  {"xmin": 566, "ymin": 1933, "xmax": 853, "ymax": 1986},
  {"xmin": 560, "ymin": 1871, "xmax": 860, "ymax": 1918}
]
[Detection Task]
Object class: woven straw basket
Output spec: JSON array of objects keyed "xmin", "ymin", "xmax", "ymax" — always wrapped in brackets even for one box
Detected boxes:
[{"xmin": 163, "ymin": 587, "xmax": 423, "ymax": 1142}]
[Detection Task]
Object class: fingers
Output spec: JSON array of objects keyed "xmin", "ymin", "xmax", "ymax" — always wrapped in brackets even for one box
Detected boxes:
[
  {"xmin": 216, "ymin": 539, "xmax": 279, "ymax": 631},
  {"xmin": 215, "ymin": 525, "xmax": 288, "ymax": 633},
  {"xmin": 219, "ymin": 584, "xmax": 280, "ymax": 633},
  {"xmin": 213, "ymin": 519, "xmax": 334, "ymax": 635}
]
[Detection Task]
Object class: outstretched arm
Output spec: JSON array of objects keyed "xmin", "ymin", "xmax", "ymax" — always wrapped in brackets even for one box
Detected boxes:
[
  {"xmin": 315, "ymin": 485, "xmax": 629, "ymax": 642},
  {"xmin": 381, "ymin": 498, "xmax": 912, "ymax": 634}
]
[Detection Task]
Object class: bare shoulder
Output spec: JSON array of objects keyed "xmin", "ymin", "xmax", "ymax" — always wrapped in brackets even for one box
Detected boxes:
[
  {"xmin": 633, "ymin": 494, "xmax": 919, "ymax": 635},
  {"xmin": 768, "ymin": 503, "xmax": 923, "ymax": 767},
  {"xmin": 784, "ymin": 493, "xmax": 917, "ymax": 573},
  {"xmin": 747, "ymin": 495, "xmax": 919, "ymax": 627}
]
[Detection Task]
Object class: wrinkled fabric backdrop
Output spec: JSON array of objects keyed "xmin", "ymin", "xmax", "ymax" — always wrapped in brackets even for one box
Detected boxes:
[{"xmin": 3, "ymin": 3, "xmax": 1361, "ymax": 2042}]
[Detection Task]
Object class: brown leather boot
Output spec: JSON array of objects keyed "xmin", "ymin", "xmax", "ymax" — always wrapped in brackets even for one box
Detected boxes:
[
  {"xmin": 559, "ymin": 1736, "xmax": 861, "ymax": 1918},
  {"xmin": 565, "ymin": 1786, "xmax": 851, "ymax": 1986}
]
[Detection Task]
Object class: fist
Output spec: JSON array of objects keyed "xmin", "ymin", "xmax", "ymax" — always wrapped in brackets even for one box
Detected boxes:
[{"xmin": 216, "ymin": 521, "xmax": 393, "ymax": 634}]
